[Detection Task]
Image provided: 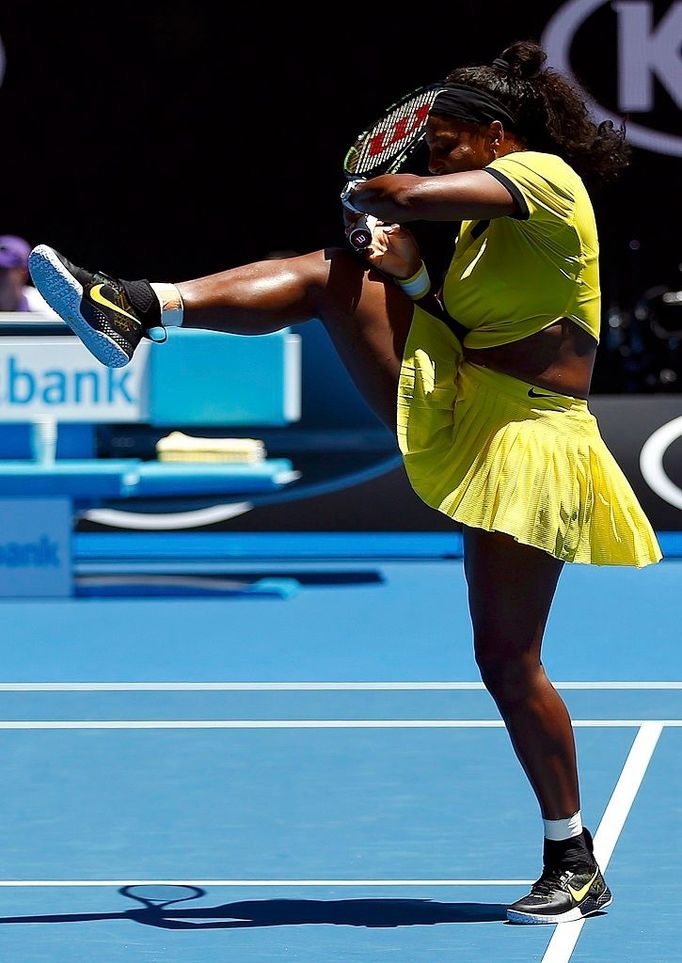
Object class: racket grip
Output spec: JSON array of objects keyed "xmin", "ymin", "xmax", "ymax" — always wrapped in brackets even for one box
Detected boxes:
[{"xmin": 349, "ymin": 214, "xmax": 379, "ymax": 250}]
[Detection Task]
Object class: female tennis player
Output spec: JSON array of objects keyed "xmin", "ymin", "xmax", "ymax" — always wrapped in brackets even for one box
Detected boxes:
[{"xmin": 28, "ymin": 40, "xmax": 661, "ymax": 925}]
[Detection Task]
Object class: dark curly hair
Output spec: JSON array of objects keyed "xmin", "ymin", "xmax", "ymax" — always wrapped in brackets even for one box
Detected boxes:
[{"xmin": 442, "ymin": 40, "xmax": 631, "ymax": 188}]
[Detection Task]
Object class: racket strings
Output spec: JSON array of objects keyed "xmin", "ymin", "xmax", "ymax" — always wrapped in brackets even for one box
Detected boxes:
[{"xmin": 352, "ymin": 90, "xmax": 441, "ymax": 175}]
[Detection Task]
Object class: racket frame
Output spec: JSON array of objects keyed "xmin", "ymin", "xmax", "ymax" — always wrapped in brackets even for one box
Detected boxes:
[{"xmin": 343, "ymin": 82, "xmax": 444, "ymax": 250}]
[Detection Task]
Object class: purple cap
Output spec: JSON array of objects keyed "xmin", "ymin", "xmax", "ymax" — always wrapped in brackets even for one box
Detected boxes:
[{"xmin": 0, "ymin": 235, "xmax": 31, "ymax": 269}]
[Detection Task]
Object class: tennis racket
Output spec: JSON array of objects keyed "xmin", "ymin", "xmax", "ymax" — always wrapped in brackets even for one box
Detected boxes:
[{"xmin": 343, "ymin": 83, "xmax": 444, "ymax": 250}]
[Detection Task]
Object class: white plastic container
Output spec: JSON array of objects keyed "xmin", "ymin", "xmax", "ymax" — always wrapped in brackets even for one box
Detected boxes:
[{"xmin": 31, "ymin": 416, "xmax": 58, "ymax": 464}]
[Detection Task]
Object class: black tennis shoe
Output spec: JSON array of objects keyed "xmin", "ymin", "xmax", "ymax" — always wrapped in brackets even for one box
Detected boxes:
[
  {"xmin": 507, "ymin": 830, "xmax": 612, "ymax": 924},
  {"xmin": 28, "ymin": 244, "xmax": 158, "ymax": 368}
]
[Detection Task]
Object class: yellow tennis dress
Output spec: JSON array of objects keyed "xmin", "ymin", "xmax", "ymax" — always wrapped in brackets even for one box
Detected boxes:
[{"xmin": 397, "ymin": 151, "xmax": 662, "ymax": 566}]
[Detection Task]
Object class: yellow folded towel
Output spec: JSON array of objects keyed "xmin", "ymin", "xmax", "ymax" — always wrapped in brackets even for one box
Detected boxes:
[{"xmin": 156, "ymin": 431, "xmax": 267, "ymax": 463}]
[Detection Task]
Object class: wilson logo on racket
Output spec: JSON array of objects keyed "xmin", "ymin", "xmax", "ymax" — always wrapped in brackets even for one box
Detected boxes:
[{"xmin": 368, "ymin": 105, "xmax": 432, "ymax": 157}]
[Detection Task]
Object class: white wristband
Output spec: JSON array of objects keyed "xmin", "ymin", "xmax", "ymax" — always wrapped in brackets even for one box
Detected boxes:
[
  {"xmin": 395, "ymin": 261, "xmax": 431, "ymax": 300},
  {"xmin": 150, "ymin": 282, "xmax": 184, "ymax": 327}
]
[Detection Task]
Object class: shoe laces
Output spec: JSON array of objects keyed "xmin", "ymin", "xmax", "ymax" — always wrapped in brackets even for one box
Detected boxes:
[{"xmin": 531, "ymin": 867, "xmax": 572, "ymax": 896}]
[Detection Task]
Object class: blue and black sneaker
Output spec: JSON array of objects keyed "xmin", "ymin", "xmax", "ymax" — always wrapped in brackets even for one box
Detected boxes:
[
  {"xmin": 28, "ymin": 244, "xmax": 162, "ymax": 368},
  {"xmin": 507, "ymin": 829, "xmax": 612, "ymax": 924}
]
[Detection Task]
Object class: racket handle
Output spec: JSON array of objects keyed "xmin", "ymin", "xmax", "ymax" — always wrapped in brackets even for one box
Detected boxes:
[{"xmin": 349, "ymin": 214, "xmax": 379, "ymax": 250}]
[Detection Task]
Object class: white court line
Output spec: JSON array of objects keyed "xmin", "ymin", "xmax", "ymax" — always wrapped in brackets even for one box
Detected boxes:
[
  {"xmin": 0, "ymin": 720, "xmax": 512, "ymax": 730},
  {"xmin": 0, "ymin": 681, "xmax": 679, "ymax": 691},
  {"xmin": 0, "ymin": 721, "xmax": 670, "ymax": 919},
  {"xmin": 541, "ymin": 722, "xmax": 663, "ymax": 963},
  {"xmin": 0, "ymin": 719, "xmax": 675, "ymax": 730},
  {"xmin": 0, "ymin": 719, "xmax": 682, "ymax": 729},
  {"xmin": 0, "ymin": 719, "xmax": 679, "ymax": 730},
  {"xmin": 0, "ymin": 879, "xmax": 531, "ymax": 888},
  {"xmin": 555, "ymin": 683, "xmax": 682, "ymax": 690}
]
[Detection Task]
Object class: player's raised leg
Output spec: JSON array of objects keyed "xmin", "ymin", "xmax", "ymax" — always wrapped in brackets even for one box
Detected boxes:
[{"xmin": 28, "ymin": 245, "xmax": 413, "ymax": 430}]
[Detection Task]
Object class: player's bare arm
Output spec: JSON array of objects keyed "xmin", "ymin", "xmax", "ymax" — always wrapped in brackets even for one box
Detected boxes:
[{"xmin": 346, "ymin": 170, "xmax": 519, "ymax": 223}]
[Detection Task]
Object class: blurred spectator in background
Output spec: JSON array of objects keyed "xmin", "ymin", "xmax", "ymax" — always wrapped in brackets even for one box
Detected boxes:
[{"xmin": 0, "ymin": 235, "xmax": 58, "ymax": 315}]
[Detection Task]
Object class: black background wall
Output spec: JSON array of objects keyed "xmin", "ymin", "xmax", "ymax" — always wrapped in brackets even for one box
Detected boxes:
[
  {"xmin": 2, "ymin": 4, "xmax": 681, "ymax": 532},
  {"xmin": 1, "ymin": 3, "xmax": 681, "ymax": 392}
]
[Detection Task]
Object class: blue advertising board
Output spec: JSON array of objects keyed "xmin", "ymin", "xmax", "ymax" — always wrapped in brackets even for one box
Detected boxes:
[{"xmin": 0, "ymin": 498, "xmax": 72, "ymax": 597}]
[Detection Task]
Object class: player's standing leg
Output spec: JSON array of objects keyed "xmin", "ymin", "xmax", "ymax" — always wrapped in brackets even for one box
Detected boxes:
[{"xmin": 462, "ymin": 525, "xmax": 612, "ymax": 924}]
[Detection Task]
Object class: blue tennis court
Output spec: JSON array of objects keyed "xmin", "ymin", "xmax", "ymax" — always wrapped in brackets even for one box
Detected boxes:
[
  {"xmin": 3, "ymin": 2, "xmax": 682, "ymax": 960},
  {"xmin": 0, "ymin": 534, "xmax": 679, "ymax": 962}
]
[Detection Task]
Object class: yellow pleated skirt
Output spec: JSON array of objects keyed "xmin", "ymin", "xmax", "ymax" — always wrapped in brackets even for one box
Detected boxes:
[{"xmin": 397, "ymin": 305, "xmax": 663, "ymax": 566}]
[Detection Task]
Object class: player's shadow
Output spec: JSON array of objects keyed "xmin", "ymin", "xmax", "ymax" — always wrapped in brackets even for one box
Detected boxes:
[
  {"xmin": 127, "ymin": 898, "xmax": 510, "ymax": 928},
  {"xmin": 0, "ymin": 895, "xmax": 509, "ymax": 929}
]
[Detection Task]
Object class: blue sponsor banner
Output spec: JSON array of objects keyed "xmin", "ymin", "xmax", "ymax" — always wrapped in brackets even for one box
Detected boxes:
[
  {"xmin": 0, "ymin": 498, "xmax": 72, "ymax": 597},
  {"xmin": 149, "ymin": 329, "xmax": 301, "ymax": 426},
  {"xmin": 0, "ymin": 340, "xmax": 149, "ymax": 422}
]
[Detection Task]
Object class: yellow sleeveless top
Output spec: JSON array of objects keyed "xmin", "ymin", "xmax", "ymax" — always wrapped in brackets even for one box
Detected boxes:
[{"xmin": 441, "ymin": 151, "xmax": 601, "ymax": 347}]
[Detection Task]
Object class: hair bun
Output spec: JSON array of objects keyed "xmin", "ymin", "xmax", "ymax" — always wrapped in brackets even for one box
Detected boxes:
[{"xmin": 498, "ymin": 41, "xmax": 547, "ymax": 80}]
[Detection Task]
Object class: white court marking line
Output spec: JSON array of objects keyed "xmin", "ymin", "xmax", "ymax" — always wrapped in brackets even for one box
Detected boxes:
[
  {"xmin": 0, "ymin": 719, "xmax": 679, "ymax": 730},
  {"xmin": 0, "ymin": 719, "xmax": 682, "ymax": 729},
  {"xmin": 0, "ymin": 879, "xmax": 531, "ymax": 888},
  {"xmin": 541, "ymin": 722, "xmax": 663, "ymax": 963},
  {"xmin": 0, "ymin": 682, "xmax": 679, "ymax": 691},
  {"xmin": 0, "ymin": 723, "xmax": 669, "ymax": 898}
]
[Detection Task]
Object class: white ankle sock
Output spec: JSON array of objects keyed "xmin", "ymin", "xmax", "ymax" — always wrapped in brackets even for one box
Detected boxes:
[
  {"xmin": 150, "ymin": 282, "xmax": 184, "ymax": 327},
  {"xmin": 543, "ymin": 811, "xmax": 583, "ymax": 841}
]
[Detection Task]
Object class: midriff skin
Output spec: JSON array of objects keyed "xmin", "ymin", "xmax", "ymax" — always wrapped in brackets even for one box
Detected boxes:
[{"xmin": 461, "ymin": 317, "xmax": 598, "ymax": 400}]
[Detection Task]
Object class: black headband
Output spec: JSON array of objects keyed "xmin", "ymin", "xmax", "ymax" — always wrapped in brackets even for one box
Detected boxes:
[{"xmin": 430, "ymin": 83, "xmax": 518, "ymax": 130}]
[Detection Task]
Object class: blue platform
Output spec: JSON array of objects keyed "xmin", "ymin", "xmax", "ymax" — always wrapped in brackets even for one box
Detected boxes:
[{"xmin": 0, "ymin": 459, "xmax": 297, "ymax": 499}]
